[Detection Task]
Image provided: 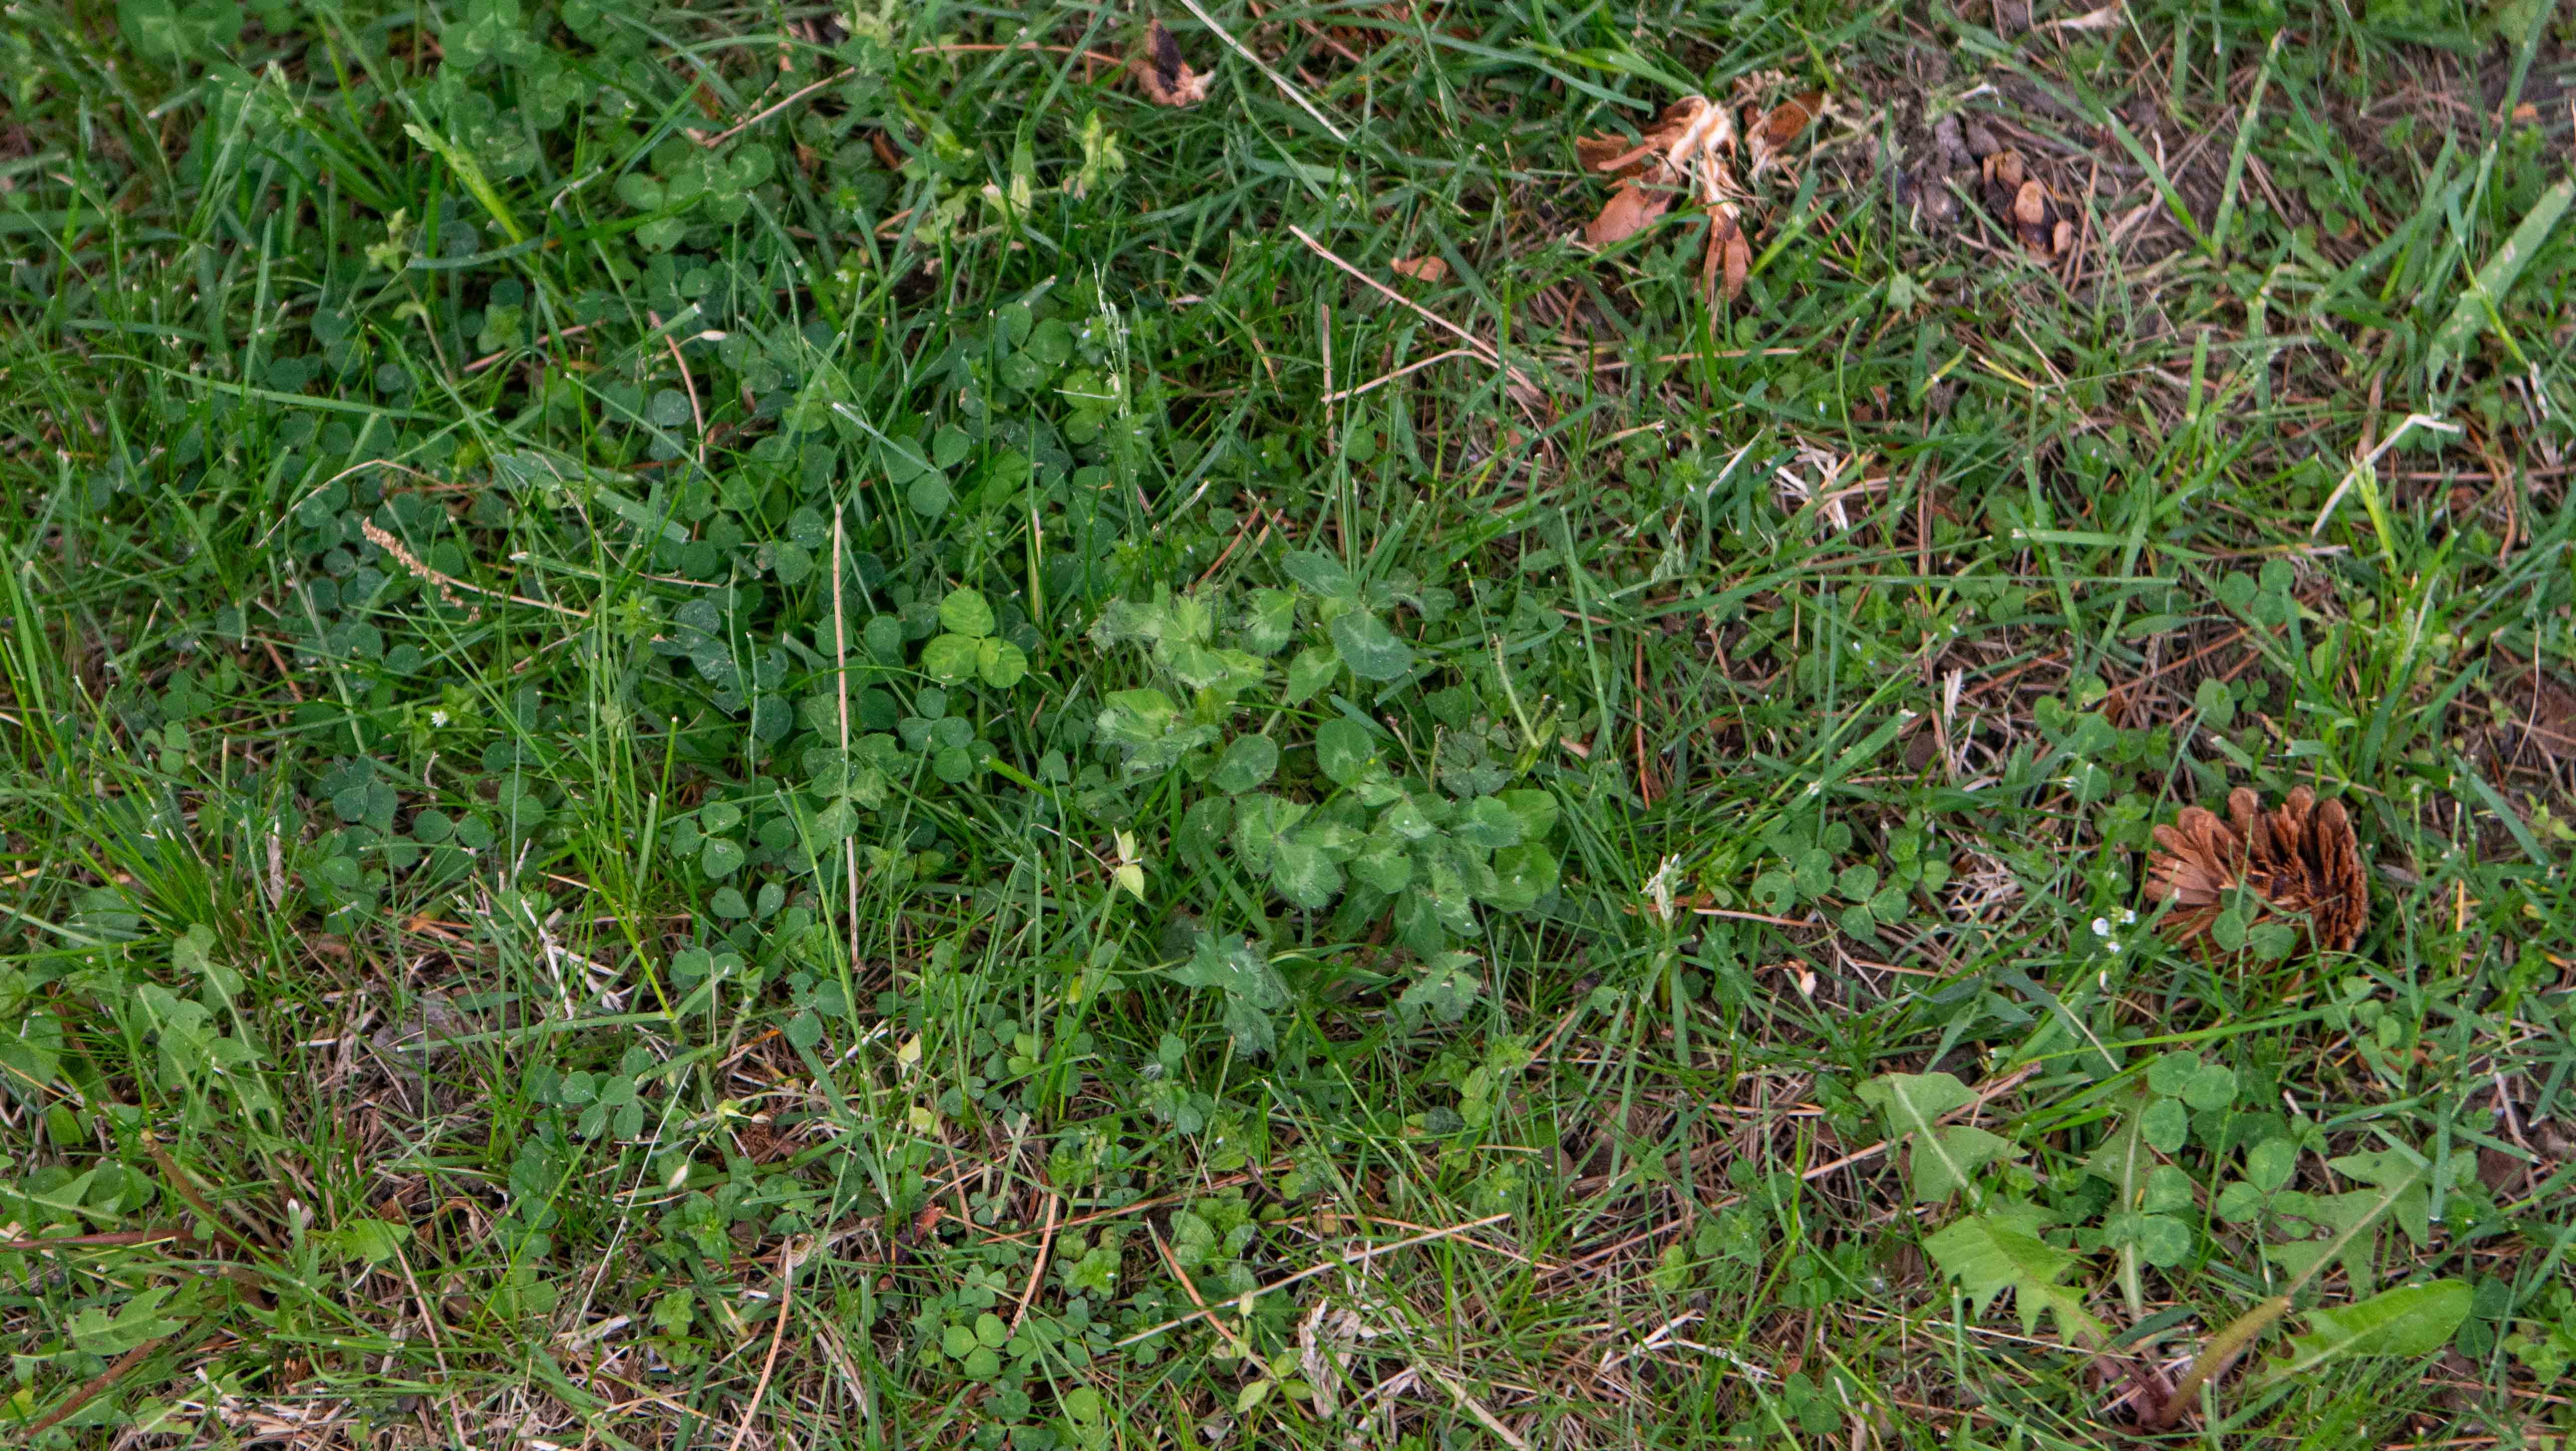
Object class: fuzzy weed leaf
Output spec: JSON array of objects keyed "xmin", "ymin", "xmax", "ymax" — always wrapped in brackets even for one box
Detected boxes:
[
  {"xmin": 2256, "ymin": 1280, "xmax": 2473, "ymax": 1385},
  {"xmin": 71, "ymin": 1285, "xmax": 187, "ymax": 1358}
]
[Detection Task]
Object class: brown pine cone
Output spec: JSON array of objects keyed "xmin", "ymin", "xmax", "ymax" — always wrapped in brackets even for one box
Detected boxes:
[{"xmin": 2145, "ymin": 786, "xmax": 2368, "ymax": 955}]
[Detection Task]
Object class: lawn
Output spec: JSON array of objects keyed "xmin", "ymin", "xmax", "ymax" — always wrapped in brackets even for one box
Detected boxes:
[{"xmin": 3, "ymin": 0, "xmax": 2576, "ymax": 1446}]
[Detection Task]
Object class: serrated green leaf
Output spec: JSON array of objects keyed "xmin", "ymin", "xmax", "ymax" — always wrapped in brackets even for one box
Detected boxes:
[
  {"xmin": 1922, "ymin": 1204, "xmax": 2107, "ymax": 1345},
  {"xmin": 2329, "ymin": 1147, "xmax": 2435, "ymax": 1248},
  {"xmin": 70, "ymin": 1286, "xmax": 186, "ymax": 1358}
]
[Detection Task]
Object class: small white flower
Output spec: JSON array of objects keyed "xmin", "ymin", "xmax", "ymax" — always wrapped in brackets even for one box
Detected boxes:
[
  {"xmin": 2105, "ymin": 939, "xmax": 2121, "ymax": 953},
  {"xmin": 429, "ymin": 709, "xmax": 451, "ymax": 728},
  {"xmin": 2120, "ymin": 908, "xmax": 2137, "ymax": 925},
  {"xmin": 2091, "ymin": 917, "xmax": 2111, "ymax": 937}
]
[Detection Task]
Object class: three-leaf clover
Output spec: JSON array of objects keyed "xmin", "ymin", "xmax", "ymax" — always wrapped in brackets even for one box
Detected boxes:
[
  {"xmin": 920, "ymin": 587, "xmax": 1028, "ymax": 689},
  {"xmin": 1281, "ymin": 548, "xmax": 1417, "ymax": 682}
]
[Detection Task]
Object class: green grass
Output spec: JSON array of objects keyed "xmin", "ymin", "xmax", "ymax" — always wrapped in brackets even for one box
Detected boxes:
[{"xmin": 3, "ymin": 0, "xmax": 2576, "ymax": 1446}]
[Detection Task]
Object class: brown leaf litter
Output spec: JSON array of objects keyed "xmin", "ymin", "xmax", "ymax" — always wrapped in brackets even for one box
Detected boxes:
[
  {"xmin": 1390, "ymin": 254, "xmax": 1449, "ymax": 283},
  {"xmin": 1577, "ymin": 94, "xmax": 1764, "ymax": 299},
  {"xmin": 1131, "ymin": 17, "xmax": 1210, "ymax": 108},
  {"xmin": 2145, "ymin": 785, "xmax": 2369, "ymax": 956}
]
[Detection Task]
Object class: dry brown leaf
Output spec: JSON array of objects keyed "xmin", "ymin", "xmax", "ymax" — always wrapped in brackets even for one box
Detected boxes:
[
  {"xmin": 1585, "ymin": 180, "xmax": 1672, "ymax": 246},
  {"xmin": 1746, "ymin": 90, "xmax": 1824, "ymax": 176},
  {"xmin": 2039, "ymin": 1, "xmax": 2125, "ymax": 30},
  {"xmin": 1576, "ymin": 93, "xmax": 1756, "ymax": 302},
  {"xmin": 1131, "ymin": 17, "xmax": 1210, "ymax": 107},
  {"xmin": 2145, "ymin": 786, "xmax": 2369, "ymax": 956},
  {"xmin": 1577, "ymin": 131, "xmax": 1647, "ymax": 174},
  {"xmin": 1389, "ymin": 255, "xmax": 1449, "ymax": 283},
  {"xmin": 1703, "ymin": 210, "xmax": 1750, "ymax": 301},
  {"xmin": 1578, "ymin": 96, "xmax": 1732, "ymax": 179}
]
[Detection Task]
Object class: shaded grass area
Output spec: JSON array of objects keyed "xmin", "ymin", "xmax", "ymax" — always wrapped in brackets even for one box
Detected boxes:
[{"xmin": 3, "ymin": 0, "xmax": 2576, "ymax": 1446}]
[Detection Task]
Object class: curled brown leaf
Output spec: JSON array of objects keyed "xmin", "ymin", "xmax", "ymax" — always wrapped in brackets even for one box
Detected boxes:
[
  {"xmin": 1702, "ymin": 210, "xmax": 1750, "ymax": 301},
  {"xmin": 1577, "ymin": 132, "xmax": 1650, "ymax": 175},
  {"xmin": 1132, "ymin": 17, "xmax": 1210, "ymax": 107},
  {"xmin": 1390, "ymin": 255, "xmax": 1449, "ymax": 283},
  {"xmin": 1585, "ymin": 180, "xmax": 1672, "ymax": 247},
  {"xmin": 1746, "ymin": 90, "xmax": 1824, "ymax": 176}
]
